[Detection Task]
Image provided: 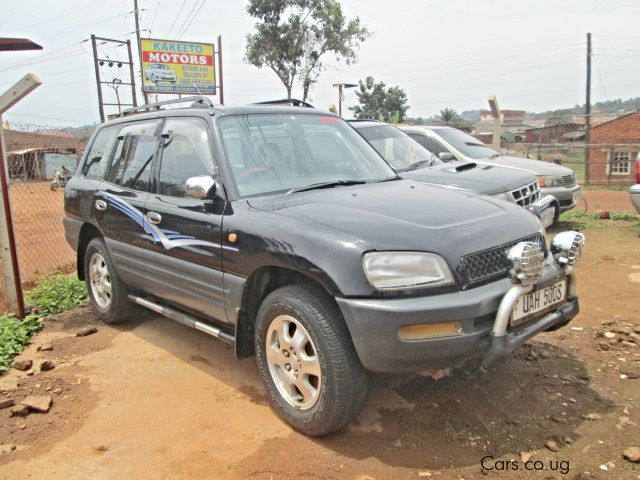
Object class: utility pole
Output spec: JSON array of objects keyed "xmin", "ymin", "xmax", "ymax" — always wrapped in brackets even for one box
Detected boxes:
[
  {"xmin": 133, "ymin": 0, "xmax": 149, "ymax": 104},
  {"xmin": 584, "ymin": 32, "xmax": 592, "ymax": 184},
  {"xmin": 488, "ymin": 95, "xmax": 502, "ymax": 152},
  {"xmin": 332, "ymin": 83, "xmax": 357, "ymax": 116}
]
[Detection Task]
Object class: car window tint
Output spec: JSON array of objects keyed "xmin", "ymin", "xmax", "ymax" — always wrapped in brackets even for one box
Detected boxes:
[
  {"xmin": 81, "ymin": 126, "xmax": 119, "ymax": 178},
  {"xmin": 408, "ymin": 134, "xmax": 447, "ymax": 155},
  {"xmin": 158, "ymin": 118, "xmax": 214, "ymax": 197},
  {"xmin": 107, "ymin": 121, "xmax": 161, "ymax": 191}
]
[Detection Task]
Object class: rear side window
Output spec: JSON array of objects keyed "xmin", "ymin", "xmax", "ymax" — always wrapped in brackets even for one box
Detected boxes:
[
  {"xmin": 81, "ymin": 126, "xmax": 119, "ymax": 178},
  {"xmin": 157, "ymin": 118, "xmax": 214, "ymax": 197},
  {"xmin": 408, "ymin": 134, "xmax": 448, "ymax": 155},
  {"xmin": 107, "ymin": 120, "xmax": 161, "ymax": 191}
]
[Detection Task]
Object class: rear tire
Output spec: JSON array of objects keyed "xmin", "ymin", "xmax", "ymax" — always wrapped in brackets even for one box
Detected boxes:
[
  {"xmin": 254, "ymin": 285, "xmax": 368, "ymax": 436},
  {"xmin": 84, "ymin": 237, "xmax": 138, "ymax": 324}
]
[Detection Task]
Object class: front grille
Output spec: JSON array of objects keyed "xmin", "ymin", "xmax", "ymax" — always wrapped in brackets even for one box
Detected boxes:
[
  {"xmin": 459, "ymin": 233, "xmax": 546, "ymax": 287},
  {"xmin": 562, "ymin": 174, "xmax": 576, "ymax": 187},
  {"xmin": 510, "ymin": 181, "xmax": 540, "ymax": 207}
]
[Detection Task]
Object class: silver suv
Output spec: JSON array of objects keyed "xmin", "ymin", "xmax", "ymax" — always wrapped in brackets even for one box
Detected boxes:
[{"xmin": 401, "ymin": 126, "xmax": 581, "ymax": 213}]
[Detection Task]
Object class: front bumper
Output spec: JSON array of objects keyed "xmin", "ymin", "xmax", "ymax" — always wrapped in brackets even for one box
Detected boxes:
[
  {"xmin": 542, "ymin": 184, "xmax": 580, "ymax": 213},
  {"xmin": 337, "ymin": 259, "xmax": 578, "ymax": 373},
  {"xmin": 527, "ymin": 195, "xmax": 559, "ymax": 227}
]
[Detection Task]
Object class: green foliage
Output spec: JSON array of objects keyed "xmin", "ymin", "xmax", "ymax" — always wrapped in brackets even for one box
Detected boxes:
[
  {"xmin": 350, "ymin": 76, "xmax": 409, "ymax": 122},
  {"xmin": 0, "ymin": 274, "xmax": 88, "ymax": 373},
  {"xmin": 25, "ymin": 274, "xmax": 88, "ymax": 316},
  {"xmin": 245, "ymin": 0, "xmax": 370, "ymax": 101},
  {"xmin": 437, "ymin": 108, "xmax": 460, "ymax": 126},
  {"xmin": 0, "ymin": 315, "xmax": 41, "ymax": 372},
  {"xmin": 610, "ymin": 212, "xmax": 640, "ymax": 222}
]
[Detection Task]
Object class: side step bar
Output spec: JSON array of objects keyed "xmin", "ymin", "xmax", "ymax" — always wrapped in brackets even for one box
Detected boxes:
[{"xmin": 128, "ymin": 295, "xmax": 235, "ymax": 345}]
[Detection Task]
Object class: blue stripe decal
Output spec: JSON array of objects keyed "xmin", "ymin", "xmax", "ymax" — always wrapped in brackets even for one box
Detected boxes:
[{"xmin": 100, "ymin": 191, "xmax": 239, "ymax": 252}]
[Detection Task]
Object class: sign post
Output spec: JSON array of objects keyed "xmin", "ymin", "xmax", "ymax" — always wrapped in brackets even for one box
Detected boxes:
[{"xmin": 140, "ymin": 38, "xmax": 217, "ymax": 96}]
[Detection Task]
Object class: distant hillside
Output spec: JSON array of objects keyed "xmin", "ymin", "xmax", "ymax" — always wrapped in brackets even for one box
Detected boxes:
[{"xmin": 406, "ymin": 97, "xmax": 640, "ymax": 126}]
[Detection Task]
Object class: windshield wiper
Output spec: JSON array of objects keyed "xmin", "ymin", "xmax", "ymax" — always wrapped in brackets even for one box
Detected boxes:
[
  {"xmin": 399, "ymin": 159, "xmax": 434, "ymax": 172},
  {"xmin": 287, "ymin": 179, "xmax": 367, "ymax": 194}
]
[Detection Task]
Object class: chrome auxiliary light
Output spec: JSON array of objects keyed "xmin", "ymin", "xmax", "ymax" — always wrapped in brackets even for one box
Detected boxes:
[
  {"xmin": 551, "ymin": 231, "xmax": 586, "ymax": 265},
  {"xmin": 507, "ymin": 242, "xmax": 544, "ymax": 286}
]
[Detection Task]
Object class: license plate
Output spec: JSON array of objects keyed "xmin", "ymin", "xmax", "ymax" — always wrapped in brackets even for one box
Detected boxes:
[
  {"xmin": 511, "ymin": 280, "xmax": 566, "ymax": 326},
  {"xmin": 540, "ymin": 206, "xmax": 556, "ymax": 228}
]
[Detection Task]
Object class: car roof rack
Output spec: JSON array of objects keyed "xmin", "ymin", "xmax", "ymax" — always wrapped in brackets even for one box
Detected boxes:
[
  {"xmin": 117, "ymin": 95, "xmax": 214, "ymax": 117},
  {"xmin": 251, "ymin": 98, "xmax": 315, "ymax": 108}
]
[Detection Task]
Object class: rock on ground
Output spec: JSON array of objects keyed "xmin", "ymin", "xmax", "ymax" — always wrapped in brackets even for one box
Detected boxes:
[
  {"xmin": 623, "ymin": 447, "xmax": 640, "ymax": 463},
  {"xmin": 21, "ymin": 395, "xmax": 52, "ymax": 413},
  {"xmin": 12, "ymin": 359, "xmax": 32, "ymax": 371}
]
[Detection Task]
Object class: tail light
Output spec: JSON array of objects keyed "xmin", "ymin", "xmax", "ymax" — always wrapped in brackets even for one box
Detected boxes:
[{"xmin": 636, "ymin": 157, "xmax": 640, "ymax": 184}]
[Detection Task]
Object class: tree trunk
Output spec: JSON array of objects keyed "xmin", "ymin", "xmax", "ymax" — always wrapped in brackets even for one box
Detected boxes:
[{"xmin": 286, "ymin": 84, "xmax": 292, "ymax": 102}]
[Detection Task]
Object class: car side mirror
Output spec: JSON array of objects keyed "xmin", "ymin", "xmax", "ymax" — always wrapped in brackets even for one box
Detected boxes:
[
  {"xmin": 438, "ymin": 152, "xmax": 455, "ymax": 162},
  {"xmin": 185, "ymin": 175, "xmax": 216, "ymax": 200}
]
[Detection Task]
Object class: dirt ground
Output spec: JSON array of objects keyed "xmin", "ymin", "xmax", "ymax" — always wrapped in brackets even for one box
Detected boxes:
[
  {"xmin": 578, "ymin": 190, "xmax": 636, "ymax": 214},
  {"xmin": 1, "ymin": 220, "xmax": 639, "ymax": 480}
]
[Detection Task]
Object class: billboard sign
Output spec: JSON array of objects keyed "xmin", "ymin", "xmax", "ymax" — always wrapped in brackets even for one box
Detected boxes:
[{"xmin": 140, "ymin": 38, "xmax": 216, "ymax": 95}]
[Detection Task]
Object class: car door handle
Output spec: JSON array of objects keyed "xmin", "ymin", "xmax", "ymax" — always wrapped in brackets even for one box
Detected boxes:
[
  {"xmin": 95, "ymin": 199, "xmax": 107, "ymax": 211},
  {"xmin": 146, "ymin": 211, "xmax": 162, "ymax": 225}
]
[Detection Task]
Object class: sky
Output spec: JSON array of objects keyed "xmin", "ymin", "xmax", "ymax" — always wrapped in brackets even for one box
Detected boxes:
[{"xmin": 1, "ymin": 0, "xmax": 640, "ymax": 127}]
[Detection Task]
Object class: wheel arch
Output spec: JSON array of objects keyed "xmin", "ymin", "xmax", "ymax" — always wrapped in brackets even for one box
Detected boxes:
[
  {"xmin": 76, "ymin": 223, "xmax": 103, "ymax": 280},
  {"xmin": 234, "ymin": 265, "xmax": 341, "ymax": 360}
]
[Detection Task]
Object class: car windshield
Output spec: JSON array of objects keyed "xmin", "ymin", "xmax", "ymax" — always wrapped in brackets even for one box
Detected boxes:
[
  {"xmin": 356, "ymin": 124, "xmax": 439, "ymax": 171},
  {"xmin": 435, "ymin": 128, "xmax": 500, "ymax": 159},
  {"xmin": 218, "ymin": 114, "xmax": 397, "ymax": 197}
]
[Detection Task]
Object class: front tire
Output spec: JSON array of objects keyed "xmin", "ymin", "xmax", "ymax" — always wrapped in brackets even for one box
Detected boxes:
[
  {"xmin": 254, "ymin": 285, "xmax": 368, "ymax": 436},
  {"xmin": 84, "ymin": 237, "xmax": 137, "ymax": 324}
]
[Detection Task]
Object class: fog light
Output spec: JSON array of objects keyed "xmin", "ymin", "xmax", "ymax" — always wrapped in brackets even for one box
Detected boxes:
[
  {"xmin": 397, "ymin": 321, "xmax": 462, "ymax": 340},
  {"xmin": 551, "ymin": 231, "xmax": 585, "ymax": 265},
  {"xmin": 507, "ymin": 242, "xmax": 544, "ymax": 286}
]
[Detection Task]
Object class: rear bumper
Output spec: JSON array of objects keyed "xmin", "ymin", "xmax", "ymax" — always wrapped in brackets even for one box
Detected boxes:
[
  {"xmin": 63, "ymin": 216, "xmax": 82, "ymax": 251},
  {"xmin": 542, "ymin": 184, "xmax": 580, "ymax": 212},
  {"xmin": 337, "ymin": 261, "xmax": 577, "ymax": 373}
]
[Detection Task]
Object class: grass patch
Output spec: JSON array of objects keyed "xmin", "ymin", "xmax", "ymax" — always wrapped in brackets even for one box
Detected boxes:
[
  {"xmin": 25, "ymin": 274, "xmax": 88, "ymax": 317},
  {"xmin": 0, "ymin": 315, "xmax": 41, "ymax": 372},
  {"xmin": 558, "ymin": 210, "xmax": 640, "ymax": 231},
  {"xmin": 0, "ymin": 274, "xmax": 87, "ymax": 373}
]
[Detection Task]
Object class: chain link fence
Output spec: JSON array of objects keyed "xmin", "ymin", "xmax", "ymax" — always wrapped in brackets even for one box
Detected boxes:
[{"xmin": 0, "ymin": 121, "xmax": 92, "ymax": 312}]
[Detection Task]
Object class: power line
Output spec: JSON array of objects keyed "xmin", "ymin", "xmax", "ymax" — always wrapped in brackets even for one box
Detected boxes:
[
  {"xmin": 6, "ymin": 0, "xmax": 110, "ymax": 34},
  {"xmin": 166, "ymin": 0, "xmax": 188, "ymax": 37}
]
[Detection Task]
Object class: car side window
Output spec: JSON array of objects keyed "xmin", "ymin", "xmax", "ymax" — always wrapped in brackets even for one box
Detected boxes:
[
  {"xmin": 107, "ymin": 120, "xmax": 161, "ymax": 191},
  {"xmin": 157, "ymin": 118, "xmax": 215, "ymax": 197},
  {"xmin": 408, "ymin": 134, "xmax": 448, "ymax": 156},
  {"xmin": 81, "ymin": 126, "xmax": 119, "ymax": 178}
]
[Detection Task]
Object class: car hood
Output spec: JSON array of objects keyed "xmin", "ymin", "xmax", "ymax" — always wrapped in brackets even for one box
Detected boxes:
[
  {"xmin": 402, "ymin": 161, "xmax": 536, "ymax": 195},
  {"xmin": 479, "ymin": 156, "xmax": 574, "ymax": 176},
  {"xmin": 247, "ymin": 179, "xmax": 542, "ymax": 269}
]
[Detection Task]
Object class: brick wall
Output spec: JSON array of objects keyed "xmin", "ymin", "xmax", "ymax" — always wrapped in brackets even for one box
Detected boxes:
[{"xmin": 588, "ymin": 111, "xmax": 640, "ymax": 185}]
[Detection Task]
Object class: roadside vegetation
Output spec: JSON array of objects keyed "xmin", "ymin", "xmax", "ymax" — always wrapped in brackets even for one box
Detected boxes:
[
  {"xmin": 558, "ymin": 210, "xmax": 640, "ymax": 231},
  {"xmin": 0, "ymin": 274, "xmax": 87, "ymax": 372}
]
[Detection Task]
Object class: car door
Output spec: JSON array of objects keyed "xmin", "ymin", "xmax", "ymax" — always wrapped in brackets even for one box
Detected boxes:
[
  {"xmin": 143, "ymin": 116, "xmax": 228, "ymax": 322},
  {"xmin": 94, "ymin": 119, "xmax": 162, "ymax": 290}
]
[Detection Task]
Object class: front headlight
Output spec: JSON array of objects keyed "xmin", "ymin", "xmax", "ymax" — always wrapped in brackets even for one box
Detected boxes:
[
  {"xmin": 537, "ymin": 175, "xmax": 563, "ymax": 188},
  {"xmin": 362, "ymin": 251, "xmax": 455, "ymax": 290}
]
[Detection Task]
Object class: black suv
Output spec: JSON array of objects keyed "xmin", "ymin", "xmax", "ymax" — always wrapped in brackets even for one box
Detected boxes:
[{"xmin": 64, "ymin": 97, "xmax": 584, "ymax": 435}]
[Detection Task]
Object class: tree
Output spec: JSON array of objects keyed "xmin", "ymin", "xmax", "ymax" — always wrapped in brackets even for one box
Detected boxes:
[
  {"xmin": 350, "ymin": 76, "xmax": 409, "ymax": 122},
  {"xmin": 437, "ymin": 108, "xmax": 460, "ymax": 126},
  {"xmin": 245, "ymin": 0, "xmax": 370, "ymax": 101}
]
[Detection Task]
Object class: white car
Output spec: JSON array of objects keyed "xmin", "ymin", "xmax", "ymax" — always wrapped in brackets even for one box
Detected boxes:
[
  {"xmin": 631, "ymin": 154, "xmax": 640, "ymax": 213},
  {"xmin": 144, "ymin": 63, "xmax": 177, "ymax": 83},
  {"xmin": 400, "ymin": 126, "xmax": 581, "ymax": 213}
]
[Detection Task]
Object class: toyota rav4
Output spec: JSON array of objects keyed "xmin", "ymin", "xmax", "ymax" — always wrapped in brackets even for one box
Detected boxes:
[{"xmin": 64, "ymin": 97, "xmax": 584, "ymax": 436}]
